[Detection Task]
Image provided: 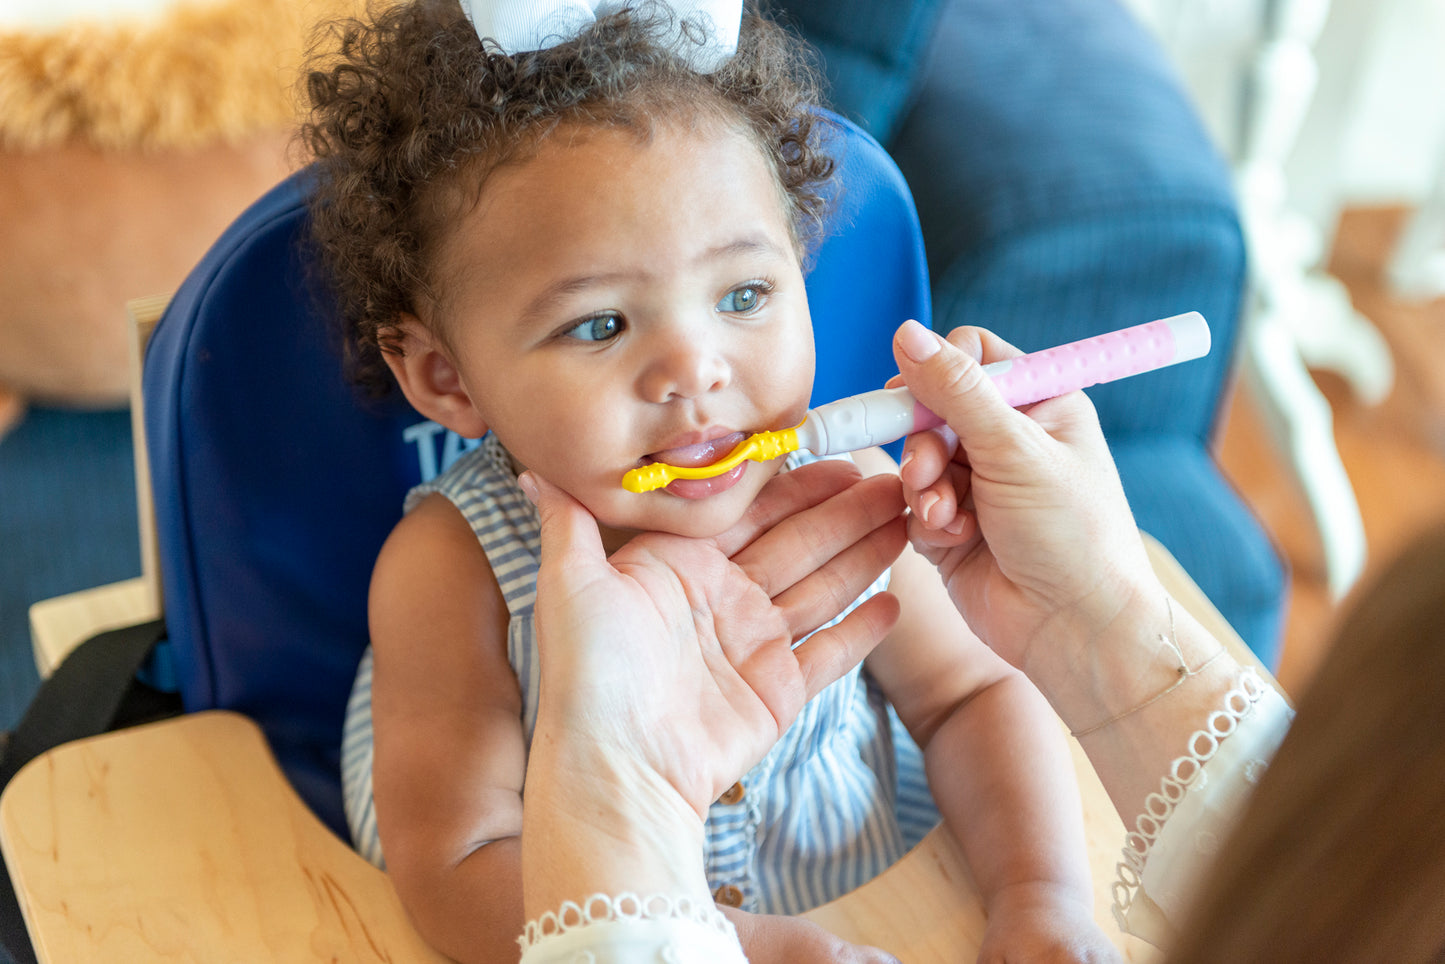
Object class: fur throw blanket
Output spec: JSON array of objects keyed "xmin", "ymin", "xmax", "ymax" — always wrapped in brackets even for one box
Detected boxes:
[{"xmin": 0, "ymin": 0, "xmax": 362, "ymax": 151}]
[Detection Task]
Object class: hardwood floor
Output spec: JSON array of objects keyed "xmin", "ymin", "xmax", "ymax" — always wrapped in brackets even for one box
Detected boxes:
[{"xmin": 1216, "ymin": 206, "xmax": 1445, "ymax": 695}]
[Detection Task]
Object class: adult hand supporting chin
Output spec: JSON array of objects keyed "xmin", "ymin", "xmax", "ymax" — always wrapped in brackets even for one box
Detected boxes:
[{"xmin": 518, "ymin": 461, "xmax": 906, "ymax": 919}]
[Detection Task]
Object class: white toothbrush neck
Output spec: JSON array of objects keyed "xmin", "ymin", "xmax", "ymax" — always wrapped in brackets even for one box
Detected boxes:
[{"xmin": 802, "ymin": 387, "xmax": 936, "ymax": 456}]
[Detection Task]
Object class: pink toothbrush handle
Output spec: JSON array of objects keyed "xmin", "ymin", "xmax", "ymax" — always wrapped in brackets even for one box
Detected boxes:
[
  {"xmin": 982, "ymin": 311, "xmax": 1210, "ymax": 408},
  {"xmin": 799, "ymin": 312, "xmax": 1210, "ymax": 456}
]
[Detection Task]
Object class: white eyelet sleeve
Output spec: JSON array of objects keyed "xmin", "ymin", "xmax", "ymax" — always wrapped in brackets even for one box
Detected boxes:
[
  {"xmin": 518, "ymin": 893, "xmax": 748, "ymax": 964},
  {"xmin": 1112, "ymin": 669, "xmax": 1295, "ymax": 944}
]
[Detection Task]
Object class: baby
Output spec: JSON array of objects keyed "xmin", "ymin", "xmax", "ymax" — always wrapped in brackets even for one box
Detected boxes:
[{"xmin": 304, "ymin": 1, "xmax": 1120, "ymax": 961}]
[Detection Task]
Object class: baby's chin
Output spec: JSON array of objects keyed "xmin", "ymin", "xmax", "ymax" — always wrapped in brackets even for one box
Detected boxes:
[
  {"xmin": 605, "ymin": 508, "xmax": 743, "ymax": 539},
  {"xmin": 591, "ymin": 496, "xmax": 753, "ymax": 552}
]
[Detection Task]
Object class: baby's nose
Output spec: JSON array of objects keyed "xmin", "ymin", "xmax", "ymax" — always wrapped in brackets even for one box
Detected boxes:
[{"xmin": 639, "ymin": 332, "xmax": 732, "ymax": 402}]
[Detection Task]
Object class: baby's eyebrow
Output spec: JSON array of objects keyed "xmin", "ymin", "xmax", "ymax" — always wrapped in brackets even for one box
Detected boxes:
[
  {"xmin": 516, "ymin": 272, "xmax": 627, "ymax": 328},
  {"xmin": 699, "ymin": 235, "xmax": 791, "ymax": 264}
]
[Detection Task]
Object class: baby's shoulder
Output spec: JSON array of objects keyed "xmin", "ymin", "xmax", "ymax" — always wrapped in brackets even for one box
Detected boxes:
[
  {"xmin": 379, "ymin": 493, "xmax": 486, "ymax": 580},
  {"xmin": 371, "ymin": 490, "xmax": 511, "ymax": 648}
]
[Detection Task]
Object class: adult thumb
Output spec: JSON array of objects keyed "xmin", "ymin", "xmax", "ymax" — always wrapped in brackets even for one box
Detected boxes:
[
  {"xmin": 891, "ymin": 320, "xmax": 1026, "ymax": 457},
  {"xmin": 520, "ymin": 470, "xmax": 607, "ymax": 571}
]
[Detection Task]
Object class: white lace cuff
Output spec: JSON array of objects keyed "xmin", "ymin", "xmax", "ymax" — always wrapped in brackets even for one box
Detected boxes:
[
  {"xmin": 1112, "ymin": 669, "xmax": 1295, "ymax": 945},
  {"xmin": 518, "ymin": 893, "xmax": 745, "ymax": 964}
]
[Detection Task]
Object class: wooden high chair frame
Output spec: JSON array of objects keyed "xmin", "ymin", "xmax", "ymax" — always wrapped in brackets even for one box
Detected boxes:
[{"xmin": 4, "ymin": 298, "xmax": 1283, "ymax": 963}]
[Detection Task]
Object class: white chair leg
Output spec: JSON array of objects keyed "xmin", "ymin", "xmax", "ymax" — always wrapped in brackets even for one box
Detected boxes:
[
  {"xmin": 1287, "ymin": 271, "xmax": 1395, "ymax": 405},
  {"xmin": 1242, "ymin": 195, "xmax": 1395, "ymax": 407},
  {"xmin": 1239, "ymin": 308, "xmax": 1368, "ymax": 598}
]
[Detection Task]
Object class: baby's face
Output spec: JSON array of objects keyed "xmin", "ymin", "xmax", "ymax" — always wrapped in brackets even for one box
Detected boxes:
[{"xmin": 434, "ymin": 120, "xmax": 815, "ymax": 548}]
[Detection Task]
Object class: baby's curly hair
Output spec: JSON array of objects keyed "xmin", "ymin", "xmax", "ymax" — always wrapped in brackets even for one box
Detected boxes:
[{"xmin": 301, "ymin": 0, "xmax": 834, "ymax": 396}]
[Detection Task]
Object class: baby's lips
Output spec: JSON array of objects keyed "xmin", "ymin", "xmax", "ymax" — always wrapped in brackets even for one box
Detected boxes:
[{"xmin": 647, "ymin": 431, "xmax": 747, "ymax": 468}]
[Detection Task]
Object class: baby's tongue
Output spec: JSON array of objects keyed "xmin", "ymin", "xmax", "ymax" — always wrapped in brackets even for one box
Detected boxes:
[{"xmin": 650, "ymin": 432, "xmax": 747, "ymax": 468}]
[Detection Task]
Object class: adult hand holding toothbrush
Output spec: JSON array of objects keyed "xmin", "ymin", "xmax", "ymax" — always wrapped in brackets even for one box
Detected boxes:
[{"xmin": 890, "ymin": 320, "xmax": 1249, "ymax": 818}]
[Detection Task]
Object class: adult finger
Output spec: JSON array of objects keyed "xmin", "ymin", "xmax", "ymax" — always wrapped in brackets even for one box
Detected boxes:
[
  {"xmin": 899, "ymin": 422, "xmax": 965, "ymax": 530},
  {"xmin": 713, "ymin": 458, "xmax": 862, "ymax": 557},
  {"xmin": 521, "ymin": 470, "xmax": 607, "ymax": 576},
  {"xmin": 733, "ymin": 472, "xmax": 906, "ymax": 598},
  {"xmin": 896, "ymin": 326, "xmax": 988, "ymax": 532},
  {"xmin": 899, "ymin": 420, "xmax": 959, "ymax": 495},
  {"xmin": 906, "ymin": 499, "xmax": 981, "ymax": 561},
  {"xmin": 771, "ymin": 512, "xmax": 907, "ymax": 640},
  {"xmin": 892, "ymin": 321, "xmax": 1044, "ymax": 467},
  {"xmin": 791, "ymin": 592, "xmax": 901, "ymax": 701}
]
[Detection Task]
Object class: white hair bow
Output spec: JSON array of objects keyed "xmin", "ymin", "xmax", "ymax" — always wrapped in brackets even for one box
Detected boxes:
[{"xmin": 459, "ymin": 0, "xmax": 743, "ymax": 73}]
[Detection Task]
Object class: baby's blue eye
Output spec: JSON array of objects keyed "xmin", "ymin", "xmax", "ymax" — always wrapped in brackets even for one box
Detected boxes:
[
  {"xmin": 564, "ymin": 314, "xmax": 623, "ymax": 342},
  {"xmin": 717, "ymin": 285, "xmax": 765, "ymax": 314}
]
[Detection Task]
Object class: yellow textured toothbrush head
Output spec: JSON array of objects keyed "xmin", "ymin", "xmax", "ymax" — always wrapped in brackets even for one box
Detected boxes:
[
  {"xmin": 621, "ymin": 425, "xmax": 803, "ymax": 493},
  {"xmin": 621, "ymin": 463, "xmax": 676, "ymax": 494}
]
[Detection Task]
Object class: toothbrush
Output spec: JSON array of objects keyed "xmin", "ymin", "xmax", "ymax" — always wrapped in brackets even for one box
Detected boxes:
[{"xmin": 622, "ymin": 311, "xmax": 1210, "ymax": 493}]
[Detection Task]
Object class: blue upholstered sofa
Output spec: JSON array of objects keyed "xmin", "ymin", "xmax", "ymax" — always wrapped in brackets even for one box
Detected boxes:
[{"xmin": 779, "ymin": 0, "xmax": 1287, "ymax": 662}]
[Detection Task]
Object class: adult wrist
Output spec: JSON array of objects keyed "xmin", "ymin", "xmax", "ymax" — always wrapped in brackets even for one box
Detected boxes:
[
  {"xmin": 522, "ymin": 728, "xmax": 711, "ymax": 919},
  {"xmin": 1034, "ymin": 581, "xmax": 1250, "ymax": 819},
  {"xmin": 1020, "ymin": 574, "xmax": 1163, "ymax": 724},
  {"xmin": 1034, "ymin": 576, "xmax": 1240, "ymax": 738}
]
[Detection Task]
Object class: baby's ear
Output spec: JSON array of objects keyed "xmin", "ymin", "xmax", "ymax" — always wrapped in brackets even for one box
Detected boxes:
[{"xmin": 383, "ymin": 316, "xmax": 490, "ymax": 439}]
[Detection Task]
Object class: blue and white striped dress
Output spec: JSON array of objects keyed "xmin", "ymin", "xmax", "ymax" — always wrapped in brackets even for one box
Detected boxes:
[{"xmin": 341, "ymin": 435, "xmax": 938, "ymax": 915}]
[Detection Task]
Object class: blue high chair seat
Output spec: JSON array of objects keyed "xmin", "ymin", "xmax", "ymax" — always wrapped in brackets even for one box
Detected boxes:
[{"xmin": 142, "ymin": 112, "xmax": 929, "ymax": 837}]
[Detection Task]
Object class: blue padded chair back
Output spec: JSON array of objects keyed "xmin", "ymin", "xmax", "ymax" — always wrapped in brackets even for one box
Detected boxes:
[{"xmin": 143, "ymin": 111, "xmax": 928, "ymax": 836}]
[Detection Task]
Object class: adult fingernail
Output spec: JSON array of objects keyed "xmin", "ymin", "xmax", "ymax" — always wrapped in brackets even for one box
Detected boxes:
[
  {"xmin": 897, "ymin": 319, "xmax": 941, "ymax": 363},
  {"xmin": 518, "ymin": 471, "xmax": 540, "ymax": 505},
  {"xmin": 944, "ymin": 513, "xmax": 970, "ymax": 536},
  {"xmin": 919, "ymin": 492, "xmax": 939, "ymax": 526}
]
